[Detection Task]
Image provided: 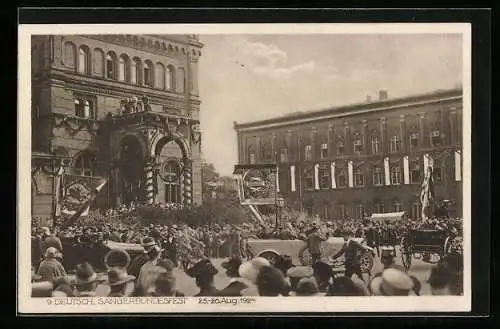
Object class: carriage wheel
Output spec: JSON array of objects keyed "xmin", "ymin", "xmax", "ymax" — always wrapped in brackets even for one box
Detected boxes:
[
  {"xmin": 400, "ymin": 236, "xmax": 412, "ymax": 270},
  {"xmin": 258, "ymin": 250, "xmax": 280, "ymax": 266},
  {"xmin": 443, "ymin": 236, "xmax": 453, "ymax": 257}
]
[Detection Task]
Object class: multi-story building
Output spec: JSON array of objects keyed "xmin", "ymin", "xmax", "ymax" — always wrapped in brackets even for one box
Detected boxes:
[
  {"xmin": 31, "ymin": 34, "xmax": 204, "ymax": 223},
  {"xmin": 234, "ymin": 89, "xmax": 463, "ymax": 220}
]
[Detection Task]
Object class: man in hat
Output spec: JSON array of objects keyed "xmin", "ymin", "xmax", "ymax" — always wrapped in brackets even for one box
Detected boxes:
[
  {"xmin": 136, "ymin": 238, "xmax": 165, "ymax": 296},
  {"xmin": 295, "ymin": 277, "xmax": 323, "ymax": 296},
  {"xmin": 128, "ymin": 237, "xmax": 156, "ymax": 278},
  {"xmin": 164, "ymin": 225, "xmax": 178, "ymax": 266},
  {"xmin": 38, "ymin": 227, "xmax": 63, "ymax": 257},
  {"xmin": 379, "ymin": 246, "xmax": 397, "ymax": 270},
  {"xmin": 218, "ymin": 257, "xmax": 249, "ymax": 296},
  {"xmin": 186, "ymin": 259, "xmax": 220, "ymax": 297},
  {"xmin": 369, "ymin": 267, "xmax": 415, "ymax": 296},
  {"xmin": 306, "ymin": 222, "xmax": 326, "ymax": 265},
  {"xmin": 343, "ymin": 230, "xmax": 372, "ymax": 282},
  {"xmin": 107, "ymin": 269, "xmax": 135, "ymax": 297},
  {"xmin": 37, "ymin": 247, "xmax": 66, "ymax": 282},
  {"xmin": 73, "ymin": 262, "xmax": 99, "ymax": 297}
]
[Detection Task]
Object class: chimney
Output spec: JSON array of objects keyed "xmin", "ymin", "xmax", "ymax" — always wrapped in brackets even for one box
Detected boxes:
[
  {"xmin": 379, "ymin": 90, "xmax": 388, "ymax": 100},
  {"xmin": 366, "ymin": 95, "xmax": 372, "ymax": 102}
]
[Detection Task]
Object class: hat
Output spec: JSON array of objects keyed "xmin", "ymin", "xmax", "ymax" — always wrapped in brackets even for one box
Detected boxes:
[
  {"xmin": 221, "ymin": 257, "xmax": 243, "ymax": 277},
  {"xmin": 186, "ymin": 259, "xmax": 218, "ymax": 278},
  {"xmin": 239, "ymin": 257, "xmax": 271, "ymax": 284},
  {"xmin": 286, "ymin": 266, "xmax": 314, "ymax": 279},
  {"xmin": 369, "ymin": 268, "xmax": 414, "ymax": 296},
  {"xmin": 427, "ymin": 263, "xmax": 453, "ymax": 289},
  {"xmin": 73, "ymin": 262, "xmax": 98, "ymax": 286},
  {"xmin": 107, "ymin": 269, "xmax": 135, "ymax": 286},
  {"xmin": 295, "ymin": 278, "xmax": 320, "ymax": 296},
  {"xmin": 380, "ymin": 246, "xmax": 396, "ymax": 258},
  {"xmin": 44, "ymin": 247, "xmax": 59, "ymax": 259},
  {"xmin": 40, "ymin": 226, "xmax": 50, "ymax": 235}
]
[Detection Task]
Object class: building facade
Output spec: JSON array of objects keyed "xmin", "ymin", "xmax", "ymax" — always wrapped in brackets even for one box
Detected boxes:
[
  {"xmin": 31, "ymin": 34, "xmax": 204, "ymax": 222},
  {"xmin": 234, "ymin": 89, "xmax": 463, "ymax": 221}
]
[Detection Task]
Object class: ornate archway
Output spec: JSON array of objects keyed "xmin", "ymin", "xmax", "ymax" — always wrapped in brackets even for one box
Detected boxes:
[{"xmin": 118, "ymin": 135, "xmax": 147, "ymax": 205}]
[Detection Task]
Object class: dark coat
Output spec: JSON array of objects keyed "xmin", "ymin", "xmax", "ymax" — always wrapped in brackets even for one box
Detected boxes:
[
  {"xmin": 217, "ymin": 280, "xmax": 248, "ymax": 297},
  {"xmin": 195, "ymin": 287, "xmax": 220, "ymax": 297}
]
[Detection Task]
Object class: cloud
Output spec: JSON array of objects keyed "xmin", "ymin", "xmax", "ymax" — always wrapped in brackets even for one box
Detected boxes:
[{"xmin": 228, "ymin": 36, "xmax": 319, "ymax": 79}]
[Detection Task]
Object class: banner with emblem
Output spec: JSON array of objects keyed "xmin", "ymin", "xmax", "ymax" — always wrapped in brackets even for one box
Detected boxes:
[
  {"xmin": 58, "ymin": 175, "xmax": 107, "ymax": 225},
  {"xmin": 233, "ymin": 164, "xmax": 278, "ymax": 205}
]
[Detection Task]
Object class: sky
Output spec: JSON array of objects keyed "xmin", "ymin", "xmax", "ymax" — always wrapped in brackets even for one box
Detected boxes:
[{"xmin": 198, "ymin": 34, "xmax": 463, "ymax": 176}]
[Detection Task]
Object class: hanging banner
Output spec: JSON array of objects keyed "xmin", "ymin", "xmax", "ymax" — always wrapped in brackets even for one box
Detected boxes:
[
  {"xmin": 331, "ymin": 162, "xmax": 336, "ymax": 189},
  {"xmin": 59, "ymin": 175, "xmax": 107, "ymax": 218},
  {"xmin": 233, "ymin": 164, "xmax": 278, "ymax": 205},
  {"xmin": 314, "ymin": 164, "xmax": 320, "ymax": 190},
  {"xmin": 403, "ymin": 156, "xmax": 410, "ymax": 185},
  {"xmin": 455, "ymin": 150, "xmax": 462, "ymax": 181},
  {"xmin": 384, "ymin": 157, "xmax": 391, "ymax": 186},
  {"xmin": 290, "ymin": 165, "xmax": 296, "ymax": 192}
]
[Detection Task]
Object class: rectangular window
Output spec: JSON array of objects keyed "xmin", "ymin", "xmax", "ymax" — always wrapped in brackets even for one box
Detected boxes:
[
  {"xmin": 411, "ymin": 165, "xmax": 421, "ymax": 184},
  {"xmin": 280, "ymin": 148, "xmax": 288, "ymax": 163},
  {"xmin": 390, "ymin": 136, "xmax": 401, "ymax": 153},
  {"xmin": 391, "ymin": 166, "xmax": 401, "ymax": 185},
  {"xmin": 320, "ymin": 143, "xmax": 328, "ymax": 159},
  {"xmin": 337, "ymin": 173, "xmax": 346, "ymax": 188},
  {"xmin": 431, "ymin": 130, "xmax": 442, "ymax": 147},
  {"xmin": 371, "ymin": 137, "xmax": 380, "ymax": 154},
  {"xmin": 354, "ymin": 170, "xmax": 365, "ymax": 187},
  {"xmin": 410, "ymin": 132, "xmax": 419, "ymax": 151},
  {"xmin": 353, "ymin": 139, "xmax": 363, "ymax": 154},
  {"xmin": 373, "ymin": 168, "xmax": 384, "ymax": 186},
  {"xmin": 433, "ymin": 167, "xmax": 442, "ymax": 182},
  {"xmin": 337, "ymin": 143, "xmax": 344, "ymax": 156},
  {"xmin": 304, "ymin": 145, "xmax": 312, "ymax": 161},
  {"xmin": 319, "ymin": 167, "xmax": 330, "ymax": 189},
  {"xmin": 304, "ymin": 170, "xmax": 314, "ymax": 190},
  {"xmin": 249, "ymin": 153, "xmax": 256, "ymax": 164},
  {"xmin": 144, "ymin": 67, "xmax": 152, "ymax": 86}
]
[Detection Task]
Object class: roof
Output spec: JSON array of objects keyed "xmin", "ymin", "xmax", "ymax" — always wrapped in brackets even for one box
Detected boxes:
[{"xmin": 234, "ymin": 88, "xmax": 462, "ymax": 131}]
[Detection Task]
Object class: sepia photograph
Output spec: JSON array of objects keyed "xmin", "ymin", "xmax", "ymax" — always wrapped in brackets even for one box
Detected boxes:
[{"xmin": 18, "ymin": 23, "xmax": 471, "ymax": 313}]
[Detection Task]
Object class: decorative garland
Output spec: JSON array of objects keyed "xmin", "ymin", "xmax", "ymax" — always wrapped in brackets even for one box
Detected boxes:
[{"xmin": 52, "ymin": 115, "xmax": 100, "ymax": 137}]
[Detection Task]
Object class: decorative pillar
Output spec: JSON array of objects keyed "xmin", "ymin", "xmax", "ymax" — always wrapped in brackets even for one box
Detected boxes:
[
  {"xmin": 362, "ymin": 120, "xmax": 368, "ymax": 155},
  {"xmin": 419, "ymin": 113, "xmax": 427, "ymax": 148},
  {"xmin": 183, "ymin": 158, "xmax": 193, "ymax": 206},
  {"xmin": 400, "ymin": 114, "xmax": 406, "ymax": 153},
  {"xmin": 449, "ymin": 110, "xmax": 457, "ymax": 146},
  {"xmin": 380, "ymin": 117, "xmax": 387, "ymax": 155},
  {"xmin": 343, "ymin": 122, "xmax": 350, "ymax": 154},
  {"xmin": 144, "ymin": 156, "xmax": 155, "ymax": 205}
]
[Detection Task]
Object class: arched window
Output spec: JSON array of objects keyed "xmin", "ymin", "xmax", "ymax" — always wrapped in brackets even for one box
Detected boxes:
[
  {"xmin": 177, "ymin": 67, "xmax": 186, "ymax": 93},
  {"xmin": 304, "ymin": 145, "xmax": 312, "ymax": 161},
  {"xmin": 106, "ymin": 52, "xmax": 117, "ymax": 80},
  {"xmin": 320, "ymin": 143, "xmax": 328, "ymax": 159},
  {"xmin": 155, "ymin": 62, "xmax": 166, "ymax": 89},
  {"xmin": 371, "ymin": 135, "xmax": 380, "ymax": 154},
  {"xmin": 166, "ymin": 65, "xmax": 175, "ymax": 90},
  {"xmin": 336, "ymin": 137, "xmax": 345, "ymax": 156},
  {"xmin": 144, "ymin": 60, "xmax": 154, "ymax": 86},
  {"xmin": 304, "ymin": 167, "xmax": 314, "ymax": 190},
  {"xmin": 164, "ymin": 161, "xmax": 181, "ymax": 204},
  {"xmin": 319, "ymin": 164, "xmax": 330, "ymax": 189},
  {"xmin": 77, "ymin": 46, "xmax": 90, "ymax": 74},
  {"xmin": 261, "ymin": 142, "xmax": 273, "ymax": 162},
  {"xmin": 373, "ymin": 166, "xmax": 384, "ymax": 186},
  {"xmin": 64, "ymin": 42, "xmax": 76, "ymax": 68},
  {"xmin": 280, "ymin": 147, "xmax": 288, "ymax": 162},
  {"xmin": 373, "ymin": 201, "xmax": 385, "ymax": 214},
  {"xmin": 74, "ymin": 153, "xmax": 94, "ymax": 176},
  {"xmin": 353, "ymin": 134, "xmax": 363, "ymax": 154},
  {"xmin": 74, "ymin": 96, "xmax": 94, "ymax": 119},
  {"xmin": 248, "ymin": 146, "xmax": 256, "ymax": 164},
  {"xmin": 118, "ymin": 55, "xmax": 128, "ymax": 82},
  {"xmin": 392, "ymin": 199, "xmax": 402, "ymax": 212},
  {"xmin": 354, "ymin": 167, "xmax": 364, "ymax": 187},
  {"xmin": 93, "ymin": 48, "xmax": 104, "ymax": 76},
  {"xmin": 390, "ymin": 134, "xmax": 401, "ymax": 153},
  {"xmin": 131, "ymin": 58, "xmax": 141, "ymax": 85},
  {"xmin": 410, "ymin": 162, "xmax": 422, "ymax": 184},
  {"xmin": 409, "ymin": 130, "xmax": 419, "ymax": 151},
  {"xmin": 411, "ymin": 201, "xmax": 422, "ymax": 219},
  {"xmin": 336, "ymin": 168, "xmax": 346, "ymax": 188},
  {"xmin": 431, "ymin": 127, "xmax": 442, "ymax": 147}
]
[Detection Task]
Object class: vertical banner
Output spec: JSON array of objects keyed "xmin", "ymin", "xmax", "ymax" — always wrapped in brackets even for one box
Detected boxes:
[
  {"xmin": 348, "ymin": 160, "xmax": 354, "ymax": 188},
  {"xmin": 314, "ymin": 163, "xmax": 320, "ymax": 190},
  {"xmin": 290, "ymin": 165, "xmax": 296, "ymax": 192},
  {"xmin": 403, "ymin": 155, "xmax": 410, "ymax": 184},
  {"xmin": 331, "ymin": 162, "xmax": 336, "ymax": 189},
  {"xmin": 455, "ymin": 150, "xmax": 462, "ymax": 181},
  {"xmin": 384, "ymin": 157, "xmax": 391, "ymax": 186},
  {"xmin": 54, "ymin": 166, "xmax": 65, "ymax": 218},
  {"xmin": 233, "ymin": 164, "xmax": 278, "ymax": 205},
  {"xmin": 276, "ymin": 166, "xmax": 280, "ymax": 193}
]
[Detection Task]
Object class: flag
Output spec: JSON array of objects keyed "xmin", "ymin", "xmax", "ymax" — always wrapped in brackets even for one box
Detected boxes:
[
  {"xmin": 420, "ymin": 165, "xmax": 435, "ymax": 221},
  {"xmin": 60, "ymin": 178, "xmax": 107, "ymax": 228},
  {"xmin": 54, "ymin": 166, "xmax": 65, "ymax": 218}
]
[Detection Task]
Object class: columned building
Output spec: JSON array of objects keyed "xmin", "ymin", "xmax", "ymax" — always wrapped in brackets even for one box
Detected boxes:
[
  {"xmin": 31, "ymin": 34, "xmax": 204, "ymax": 222},
  {"xmin": 234, "ymin": 89, "xmax": 463, "ymax": 220}
]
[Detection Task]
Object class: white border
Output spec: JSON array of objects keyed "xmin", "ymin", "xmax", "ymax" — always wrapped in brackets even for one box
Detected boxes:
[{"xmin": 18, "ymin": 23, "xmax": 472, "ymax": 314}]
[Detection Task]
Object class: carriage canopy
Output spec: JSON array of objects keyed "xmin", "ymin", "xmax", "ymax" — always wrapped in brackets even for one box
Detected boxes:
[{"xmin": 370, "ymin": 212, "xmax": 406, "ymax": 222}]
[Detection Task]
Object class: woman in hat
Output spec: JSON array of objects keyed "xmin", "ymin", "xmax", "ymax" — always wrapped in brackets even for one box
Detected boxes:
[
  {"xmin": 73, "ymin": 262, "xmax": 100, "ymax": 297},
  {"xmin": 255, "ymin": 265, "xmax": 288, "ymax": 297},
  {"xmin": 107, "ymin": 269, "xmax": 136, "ymax": 297},
  {"xmin": 186, "ymin": 259, "xmax": 220, "ymax": 297},
  {"xmin": 136, "ymin": 239, "xmax": 165, "ymax": 296},
  {"xmin": 37, "ymin": 247, "xmax": 66, "ymax": 282},
  {"xmin": 217, "ymin": 257, "xmax": 249, "ymax": 296}
]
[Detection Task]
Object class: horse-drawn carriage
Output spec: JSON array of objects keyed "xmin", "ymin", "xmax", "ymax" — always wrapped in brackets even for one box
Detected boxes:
[
  {"xmin": 399, "ymin": 228, "xmax": 460, "ymax": 270},
  {"xmin": 247, "ymin": 237, "xmax": 374, "ymax": 277}
]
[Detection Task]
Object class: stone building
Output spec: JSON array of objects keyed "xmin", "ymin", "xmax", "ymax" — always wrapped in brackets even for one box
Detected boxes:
[
  {"xmin": 234, "ymin": 89, "xmax": 463, "ymax": 220},
  {"xmin": 31, "ymin": 34, "xmax": 204, "ymax": 223}
]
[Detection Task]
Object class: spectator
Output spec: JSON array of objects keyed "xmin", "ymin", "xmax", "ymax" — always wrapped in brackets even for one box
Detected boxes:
[
  {"xmin": 186, "ymin": 259, "xmax": 220, "ymax": 297},
  {"xmin": 218, "ymin": 257, "xmax": 249, "ymax": 296},
  {"xmin": 295, "ymin": 277, "xmax": 322, "ymax": 296},
  {"xmin": 73, "ymin": 262, "xmax": 99, "ymax": 297},
  {"xmin": 37, "ymin": 247, "xmax": 66, "ymax": 282},
  {"xmin": 151, "ymin": 272, "xmax": 184, "ymax": 297},
  {"xmin": 255, "ymin": 265, "xmax": 287, "ymax": 297},
  {"xmin": 369, "ymin": 267, "xmax": 415, "ymax": 296},
  {"xmin": 107, "ymin": 269, "xmax": 135, "ymax": 297},
  {"xmin": 287, "ymin": 266, "xmax": 314, "ymax": 295}
]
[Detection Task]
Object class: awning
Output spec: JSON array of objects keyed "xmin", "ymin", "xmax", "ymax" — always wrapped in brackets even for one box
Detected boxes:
[{"xmin": 370, "ymin": 212, "xmax": 406, "ymax": 221}]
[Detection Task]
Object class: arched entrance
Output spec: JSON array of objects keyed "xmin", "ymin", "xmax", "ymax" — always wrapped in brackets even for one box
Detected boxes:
[{"xmin": 119, "ymin": 135, "xmax": 146, "ymax": 205}]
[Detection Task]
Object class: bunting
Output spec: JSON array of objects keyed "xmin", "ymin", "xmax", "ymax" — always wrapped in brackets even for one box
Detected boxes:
[{"xmin": 420, "ymin": 161, "xmax": 435, "ymax": 222}]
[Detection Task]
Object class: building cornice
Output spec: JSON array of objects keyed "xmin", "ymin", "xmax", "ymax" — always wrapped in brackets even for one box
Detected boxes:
[{"xmin": 235, "ymin": 89, "xmax": 462, "ymax": 133}]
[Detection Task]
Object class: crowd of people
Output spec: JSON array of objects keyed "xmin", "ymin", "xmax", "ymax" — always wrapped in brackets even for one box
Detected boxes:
[{"xmin": 31, "ymin": 210, "xmax": 464, "ymax": 298}]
